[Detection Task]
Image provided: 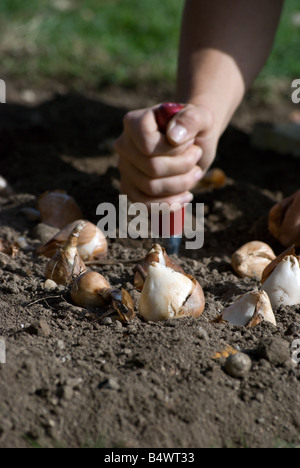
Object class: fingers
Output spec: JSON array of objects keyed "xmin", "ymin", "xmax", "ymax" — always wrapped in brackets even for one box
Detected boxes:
[
  {"xmin": 118, "ymin": 158, "xmax": 202, "ymax": 200},
  {"xmin": 116, "ymin": 131, "xmax": 202, "ymax": 179},
  {"xmin": 115, "ymin": 103, "xmax": 216, "ymax": 206},
  {"xmin": 120, "ymin": 177, "xmax": 194, "ymax": 209}
]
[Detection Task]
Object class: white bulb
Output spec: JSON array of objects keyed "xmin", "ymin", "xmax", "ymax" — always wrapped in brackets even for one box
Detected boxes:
[
  {"xmin": 139, "ymin": 262, "xmax": 194, "ymax": 322},
  {"xmin": 221, "ymin": 290, "xmax": 276, "ymax": 327},
  {"xmin": 262, "ymin": 255, "xmax": 300, "ymax": 307}
]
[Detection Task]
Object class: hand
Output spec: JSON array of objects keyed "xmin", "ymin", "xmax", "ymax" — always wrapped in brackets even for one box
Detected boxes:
[{"xmin": 115, "ymin": 103, "xmax": 217, "ymax": 207}]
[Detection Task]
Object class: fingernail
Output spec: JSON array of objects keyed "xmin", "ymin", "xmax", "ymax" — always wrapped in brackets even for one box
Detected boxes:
[{"xmin": 168, "ymin": 122, "xmax": 188, "ymax": 144}]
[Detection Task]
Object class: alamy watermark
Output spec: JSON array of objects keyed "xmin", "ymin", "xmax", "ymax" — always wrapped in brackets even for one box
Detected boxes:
[
  {"xmin": 291, "ymin": 79, "xmax": 300, "ymax": 104},
  {"xmin": 0, "ymin": 339, "xmax": 6, "ymax": 364},
  {"xmin": 96, "ymin": 195, "xmax": 204, "ymax": 250},
  {"xmin": 0, "ymin": 79, "xmax": 6, "ymax": 104}
]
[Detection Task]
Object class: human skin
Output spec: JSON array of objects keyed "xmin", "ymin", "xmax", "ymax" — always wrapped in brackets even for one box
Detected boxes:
[{"xmin": 115, "ymin": 0, "xmax": 284, "ymax": 207}]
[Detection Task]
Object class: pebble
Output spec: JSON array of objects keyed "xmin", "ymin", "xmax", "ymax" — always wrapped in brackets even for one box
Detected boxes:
[
  {"xmin": 111, "ymin": 320, "xmax": 123, "ymax": 330},
  {"xmin": 196, "ymin": 326, "xmax": 209, "ymax": 342},
  {"xmin": 224, "ymin": 352, "xmax": 252, "ymax": 378},
  {"xmin": 257, "ymin": 337, "xmax": 290, "ymax": 366},
  {"xmin": 100, "ymin": 317, "xmax": 112, "ymax": 326},
  {"xmin": 25, "ymin": 319, "xmax": 51, "ymax": 337},
  {"xmin": 44, "ymin": 279, "xmax": 57, "ymax": 291},
  {"xmin": 56, "ymin": 384, "xmax": 73, "ymax": 401},
  {"xmin": 99, "ymin": 377, "xmax": 120, "ymax": 390}
]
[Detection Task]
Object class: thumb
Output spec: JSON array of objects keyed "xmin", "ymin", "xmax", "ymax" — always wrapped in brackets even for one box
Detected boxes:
[{"xmin": 166, "ymin": 105, "xmax": 212, "ymax": 146}]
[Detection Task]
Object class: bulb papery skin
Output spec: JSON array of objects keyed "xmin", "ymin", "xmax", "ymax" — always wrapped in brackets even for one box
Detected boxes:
[
  {"xmin": 261, "ymin": 255, "xmax": 300, "ymax": 307},
  {"xmin": 221, "ymin": 291, "xmax": 276, "ymax": 327},
  {"xmin": 222, "ymin": 294, "xmax": 258, "ymax": 327},
  {"xmin": 231, "ymin": 241, "xmax": 276, "ymax": 281},
  {"xmin": 139, "ymin": 262, "xmax": 194, "ymax": 322}
]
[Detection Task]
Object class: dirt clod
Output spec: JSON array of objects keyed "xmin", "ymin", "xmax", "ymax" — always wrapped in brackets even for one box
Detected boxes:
[{"xmin": 257, "ymin": 337, "xmax": 291, "ymax": 366}]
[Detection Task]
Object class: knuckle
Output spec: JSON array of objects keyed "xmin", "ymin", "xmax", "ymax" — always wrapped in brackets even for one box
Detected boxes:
[
  {"xmin": 146, "ymin": 158, "xmax": 162, "ymax": 178},
  {"xmin": 143, "ymin": 178, "xmax": 160, "ymax": 197}
]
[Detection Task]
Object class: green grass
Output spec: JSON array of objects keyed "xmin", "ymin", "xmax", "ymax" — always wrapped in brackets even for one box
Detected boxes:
[
  {"xmin": 0, "ymin": 0, "xmax": 184, "ymax": 89},
  {"xmin": 0, "ymin": 0, "xmax": 299, "ymax": 91}
]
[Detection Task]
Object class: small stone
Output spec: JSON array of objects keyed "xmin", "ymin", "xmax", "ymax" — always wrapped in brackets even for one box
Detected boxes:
[
  {"xmin": 100, "ymin": 317, "xmax": 112, "ymax": 326},
  {"xmin": 255, "ymin": 392, "xmax": 265, "ymax": 403},
  {"xmin": 126, "ymin": 324, "xmax": 138, "ymax": 335},
  {"xmin": 111, "ymin": 319, "xmax": 123, "ymax": 329},
  {"xmin": 56, "ymin": 384, "xmax": 73, "ymax": 400},
  {"xmin": 44, "ymin": 279, "xmax": 57, "ymax": 291},
  {"xmin": 196, "ymin": 326, "xmax": 209, "ymax": 341},
  {"xmin": 62, "ymin": 385, "xmax": 73, "ymax": 400},
  {"xmin": 26, "ymin": 319, "xmax": 51, "ymax": 337},
  {"xmin": 257, "ymin": 337, "xmax": 290, "ymax": 366},
  {"xmin": 56, "ymin": 339, "xmax": 65, "ymax": 350},
  {"xmin": 99, "ymin": 377, "xmax": 120, "ymax": 390},
  {"xmin": 224, "ymin": 352, "xmax": 252, "ymax": 378}
]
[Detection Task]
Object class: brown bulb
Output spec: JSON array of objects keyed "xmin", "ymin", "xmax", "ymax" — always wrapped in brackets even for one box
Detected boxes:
[
  {"xmin": 37, "ymin": 219, "xmax": 107, "ymax": 261},
  {"xmin": 70, "ymin": 271, "xmax": 111, "ymax": 308},
  {"xmin": 269, "ymin": 189, "xmax": 300, "ymax": 248},
  {"xmin": 37, "ymin": 190, "xmax": 83, "ymax": 229},
  {"xmin": 45, "ymin": 221, "xmax": 86, "ymax": 285}
]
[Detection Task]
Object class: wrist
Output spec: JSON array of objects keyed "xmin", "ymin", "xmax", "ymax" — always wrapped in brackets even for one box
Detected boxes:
[{"xmin": 176, "ymin": 52, "xmax": 246, "ymax": 139}]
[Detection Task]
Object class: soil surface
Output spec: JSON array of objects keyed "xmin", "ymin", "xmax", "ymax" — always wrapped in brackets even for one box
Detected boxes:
[{"xmin": 0, "ymin": 85, "xmax": 300, "ymax": 448}]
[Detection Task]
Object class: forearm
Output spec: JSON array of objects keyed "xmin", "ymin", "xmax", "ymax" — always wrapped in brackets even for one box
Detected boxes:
[{"xmin": 176, "ymin": 0, "xmax": 284, "ymax": 135}]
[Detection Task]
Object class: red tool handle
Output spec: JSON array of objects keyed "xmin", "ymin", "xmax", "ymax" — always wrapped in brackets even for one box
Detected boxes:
[{"xmin": 154, "ymin": 103, "xmax": 186, "ymax": 237}]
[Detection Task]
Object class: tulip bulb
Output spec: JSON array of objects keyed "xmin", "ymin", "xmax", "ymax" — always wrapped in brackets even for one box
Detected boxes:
[
  {"xmin": 45, "ymin": 221, "xmax": 86, "ymax": 285},
  {"xmin": 231, "ymin": 241, "xmax": 276, "ymax": 281},
  {"xmin": 268, "ymin": 189, "xmax": 300, "ymax": 248},
  {"xmin": 261, "ymin": 252, "xmax": 300, "ymax": 307},
  {"xmin": 71, "ymin": 271, "xmax": 111, "ymax": 308},
  {"xmin": 139, "ymin": 262, "xmax": 205, "ymax": 322},
  {"xmin": 37, "ymin": 219, "xmax": 107, "ymax": 261},
  {"xmin": 71, "ymin": 271, "xmax": 135, "ymax": 321},
  {"xmin": 37, "ymin": 190, "xmax": 83, "ymax": 229},
  {"xmin": 133, "ymin": 244, "xmax": 184, "ymax": 291},
  {"xmin": 218, "ymin": 290, "xmax": 276, "ymax": 327}
]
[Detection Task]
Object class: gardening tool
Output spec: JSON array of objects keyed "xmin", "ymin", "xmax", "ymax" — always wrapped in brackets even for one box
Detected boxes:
[{"xmin": 153, "ymin": 103, "xmax": 186, "ymax": 255}]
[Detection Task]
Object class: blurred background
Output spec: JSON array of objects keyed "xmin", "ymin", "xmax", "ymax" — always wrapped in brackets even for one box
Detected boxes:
[{"xmin": 0, "ymin": 0, "xmax": 299, "ymax": 105}]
